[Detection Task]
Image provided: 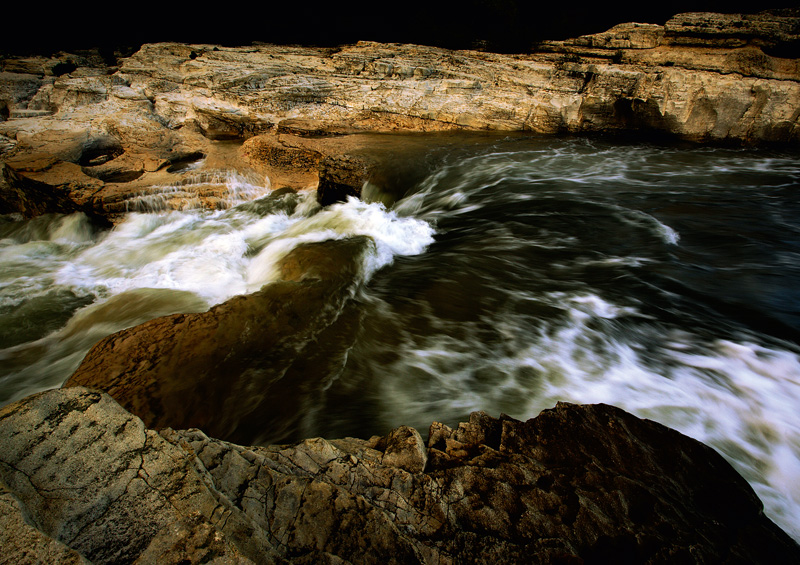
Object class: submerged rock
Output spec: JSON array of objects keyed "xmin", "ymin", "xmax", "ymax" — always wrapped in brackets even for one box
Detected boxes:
[{"xmin": 0, "ymin": 387, "xmax": 798, "ymax": 564}]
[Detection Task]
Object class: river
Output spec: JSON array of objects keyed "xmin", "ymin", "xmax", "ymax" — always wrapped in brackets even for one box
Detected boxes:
[{"xmin": 1, "ymin": 134, "xmax": 799, "ymax": 540}]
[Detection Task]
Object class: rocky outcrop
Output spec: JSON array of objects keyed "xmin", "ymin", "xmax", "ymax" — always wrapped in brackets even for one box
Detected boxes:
[
  {"xmin": 64, "ymin": 236, "xmax": 373, "ymax": 446},
  {"xmin": 663, "ymin": 11, "xmax": 800, "ymax": 53},
  {"xmin": 1, "ymin": 387, "xmax": 798, "ymax": 564},
  {"xmin": 1, "ymin": 10, "xmax": 798, "ymax": 218}
]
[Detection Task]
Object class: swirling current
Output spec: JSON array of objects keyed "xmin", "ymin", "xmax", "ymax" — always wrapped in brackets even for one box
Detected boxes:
[{"xmin": 1, "ymin": 135, "xmax": 799, "ymax": 540}]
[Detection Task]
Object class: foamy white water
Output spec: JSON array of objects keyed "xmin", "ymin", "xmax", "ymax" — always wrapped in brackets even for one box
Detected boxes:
[
  {"xmin": 0, "ymin": 176, "xmax": 434, "ymax": 406},
  {"xmin": 2, "ymin": 137, "xmax": 799, "ymax": 543}
]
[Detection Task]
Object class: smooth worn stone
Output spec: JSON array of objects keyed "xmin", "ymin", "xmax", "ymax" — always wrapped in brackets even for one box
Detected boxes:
[
  {"xmin": 1, "ymin": 389, "xmax": 799, "ymax": 564},
  {"xmin": 64, "ymin": 237, "xmax": 374, "ymax": 446}
]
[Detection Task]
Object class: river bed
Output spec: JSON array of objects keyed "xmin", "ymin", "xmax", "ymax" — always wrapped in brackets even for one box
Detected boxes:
[{"xmin": 1, "ymin": 134, "xmax": 799, "ymax": 540}]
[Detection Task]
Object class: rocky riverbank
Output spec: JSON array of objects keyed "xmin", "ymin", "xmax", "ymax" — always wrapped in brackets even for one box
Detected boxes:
[
  {"xmin": 2, "ymin": 9, "xmax": 800, "ymax": 563},
  {"xmin": 1, "ymin": 10, "xmax": 799, "ymax": 221},
  {"xmin": 2, "ymin": 387, "xmax": 799, "ymax": 563}
]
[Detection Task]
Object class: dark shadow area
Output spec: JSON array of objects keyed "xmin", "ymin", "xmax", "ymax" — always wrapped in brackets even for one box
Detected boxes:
[{"xmin": 3, "ymin": 1, "xmax": 799, "ymax": 56}]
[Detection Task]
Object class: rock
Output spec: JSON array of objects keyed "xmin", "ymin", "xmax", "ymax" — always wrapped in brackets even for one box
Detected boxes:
[
  {"xmin": 240, "ymin": 132, "xmax": 386, "ymax": 198},
  {"xmin": 240, "ymin": 133, "xmax": 322, "ymax": 190},
  {"xmin": 64, "ymin": 237, "xmax": 374, "ymax": 446},
  {"xmin": 561, "ymin": 22, "xmax": 666, "ymax": 50},
  {"xmin": 664, "ymin": 11, "xmax": 800, "ymax": 51},
  {"xmin": 1, "ymin": 10, "xmax": 799, "ymax": 220},
  {"xmin": 316, "ymin": 177, "xmax": 362, "ymax": 207},
  {"xmin": 1, "ymin": 388, "xmax": 798, "ymax": 563},
  {"xmin": 242, "ymin": 130, "xmax": 503, "ymax": 204},
  {"xmin": 0, "ymin": 480, "xmax": 90, "ymax": 564},
  {"xmin": 382, "ymin": 426, "xmax": 428, "ymax": 473},
  {"xmin": 0, "ymin": 71, "xmax": 49, "ymax": 114},
  {"xmin": 0, "ymin": 387, "xmax": 269, "ymax": 563},
  {"xmin": 1, "ymin": 152, "xmax": 108, "ymax": 223}
]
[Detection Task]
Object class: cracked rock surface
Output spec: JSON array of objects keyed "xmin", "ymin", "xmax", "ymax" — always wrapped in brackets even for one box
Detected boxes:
[{"xmin": 1, "ymin": 387, "xmax": 798, "ymax": 564}]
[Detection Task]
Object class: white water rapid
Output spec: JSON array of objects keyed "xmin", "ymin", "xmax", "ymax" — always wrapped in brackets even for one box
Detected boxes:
[{"xmin": 1, "ymin": 136, "xmax": 799, "ymax": 542}]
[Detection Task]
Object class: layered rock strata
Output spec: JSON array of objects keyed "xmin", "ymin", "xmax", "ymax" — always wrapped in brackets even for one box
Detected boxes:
[
  {"xmin": 1, "ymin": 10, "xmax": 798, "ymax": 219},
  {"xmin": 1, "ymin": 387, "xmax": 798, "ymax": 564}
]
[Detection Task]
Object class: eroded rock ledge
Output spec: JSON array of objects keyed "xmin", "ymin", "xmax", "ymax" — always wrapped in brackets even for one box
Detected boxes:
[
  {"xmin": 1, "ymin": 387, "xmax": 798, "ymax": 564},
  {"xmin": 1, "ymin": 10, "xmax": 798, "ymax": 220}
]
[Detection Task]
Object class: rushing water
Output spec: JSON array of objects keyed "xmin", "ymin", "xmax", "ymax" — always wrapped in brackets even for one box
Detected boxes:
[{"xmin": 1, "ymin": 135, "xmax": 799, "ymax": 540}]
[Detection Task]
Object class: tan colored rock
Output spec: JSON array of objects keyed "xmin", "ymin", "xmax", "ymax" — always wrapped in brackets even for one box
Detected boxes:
[
  {"xmin": 2, "ymin": 155, "xmax": 106, "ymax": 220},
  {"xmin": 242, "ymin": 130, "xmax": 511, "ymax": 204},
  {"xmin": 2, "ymin": 389, "xmax": 799, "ymax": 563},
  {"xmin": 1, "ymin": 10, "xmax": 799, "ymax": 221},
  {"xmin": 664, "ymin": 11, "xmax": 800, "ymax": 49},
  {"xmin": 0, "ymin": 480, "xmax": 90, "ymax": 564},
  {"xmin": 240, "ymin": 133, "xmax": 322, "ymax": 190},
  {"xmin": 564, "ymin": 22, "xmax": 666, "ymax": 50},
  {"xmin": 0, "ymin": 387, "xmax": 265, "ymax": 564}
]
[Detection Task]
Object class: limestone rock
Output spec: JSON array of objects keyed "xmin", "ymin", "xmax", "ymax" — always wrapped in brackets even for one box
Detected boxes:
[
  {"xmin": 1, "ymin": 10, "xmax": 798, "ymax": 219},
  {"xmin": 1, "ymin": 389, "xmax": 798, "ymax": 564}
]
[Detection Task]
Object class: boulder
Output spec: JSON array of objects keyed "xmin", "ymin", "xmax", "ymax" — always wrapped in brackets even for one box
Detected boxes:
[
  {"xmin": 64, "ymin": 237, "xmax": 374, "ymax": 446},
  {"xmin": 1, "ymin": 388, "xmax": 798, "ymax": 564}
]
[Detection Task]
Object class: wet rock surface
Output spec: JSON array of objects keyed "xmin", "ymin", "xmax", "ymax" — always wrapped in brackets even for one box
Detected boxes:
[
  {"xmin": 64, "ymin": 237, "xmax": 373, "ymax": 446},
  {"xmin": 1, "ymin": 388, "xmax": 798, "ymax": 564},
  {"xmin": 1, "ymin": 10, "xmax": 798, "ymax": 220}
]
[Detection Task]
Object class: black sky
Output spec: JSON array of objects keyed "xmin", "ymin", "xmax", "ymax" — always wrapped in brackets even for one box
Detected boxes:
[{"xmin": 2, "ymin": 1, "xmax": 798, "ymax": 56}]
